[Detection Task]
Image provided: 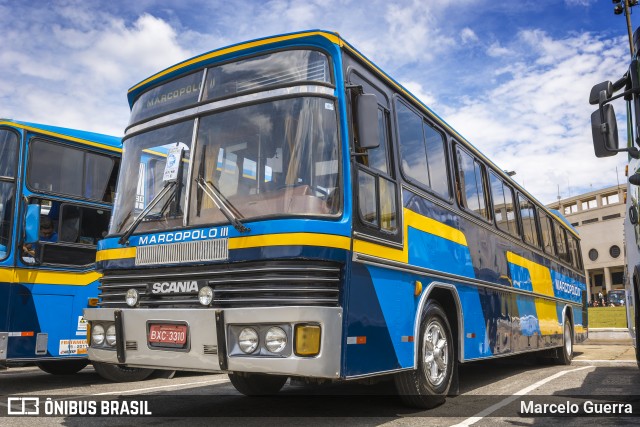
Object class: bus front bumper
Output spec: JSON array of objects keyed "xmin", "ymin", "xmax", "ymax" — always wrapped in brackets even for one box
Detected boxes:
[{"xmin": 84, "ymin": 306, "xmax": 342, "ymax": 378}]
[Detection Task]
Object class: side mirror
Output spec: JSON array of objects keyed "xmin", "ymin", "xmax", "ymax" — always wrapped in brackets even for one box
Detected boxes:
[
  {"xmin": 591, "ymin": 104, "xmax": 619, "ymax": 158},
  {"xmin": 589, "ymin": 81, "xmax": 612, "ymax": 105},
  {"xmin": 356, "ymin": 93, "xmax": 380, "ymax": 150},
  {"xmin": 24, "ymin": 204, "xmax": 41, "ymax": 244}
]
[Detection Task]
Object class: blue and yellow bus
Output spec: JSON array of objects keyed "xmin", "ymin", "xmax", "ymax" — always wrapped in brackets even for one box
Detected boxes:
[
  {"xmin": 0, "ymin": 119, "xmax": 123, "ymax": 375},
  {"xmin": 590, "ymin": 27, "xmax": 640, "ymax": 369},
  {"xmin": 85, "ymin": 30, "xmax": 587, "ymax": 407}
]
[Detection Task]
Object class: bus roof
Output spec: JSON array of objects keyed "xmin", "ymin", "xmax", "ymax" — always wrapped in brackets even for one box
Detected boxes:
[
  {"xmin": 0, "ymin": 119, "xmax": 122, "ymax": 153},
  {"xmin": 125, "ymin": 29, "xmax": 578, "ymax": 238},
  {"xmin": 548, "ymin": 209, "xmax": 579, "ymax": 235}
]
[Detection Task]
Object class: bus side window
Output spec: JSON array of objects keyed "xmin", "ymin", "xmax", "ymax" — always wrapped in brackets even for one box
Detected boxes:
[
  {"xmin": 518, "ymin": 194, "xmax": 540, "ymax": 248},
  {"xmin": 567, "ymin": 234, "xmax": 582, "ymax": 270},
  {"xmin": 552, "ymin": 221, "xmax": 570, "ymax": 264},
  {"xmin": 538, "ymin": 210, "xmax": 556, "ymax": 256},
  {"xmin": 396, "ymin": 101, "xmax": 450, "ymax": 199},
  {"xmin": 455, "ymin": 147, "xmax": 489, "ymax": 220},
  {"xmin": 489, "ymin": 171, "xmax": 519, "ymax": 236}
]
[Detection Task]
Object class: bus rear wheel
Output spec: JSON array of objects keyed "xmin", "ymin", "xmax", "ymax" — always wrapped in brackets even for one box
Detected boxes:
[
  {"xmin": 92, "ymin": 361, "xmax": 154, "ymax": 382},
  {"xmin": 554, "ymin": 316, "xmax": 573, "ymax": 365},
  {"xmin": 394, "ymin": 300, "xmax": 454, "ymax": 408},
  {"xmin": 36, "ymin": 359, "xmax": 89, "ymax": 375},
  {"xmin": 228, "ymin": 372, "xmax": 288, "ymax": 396}
]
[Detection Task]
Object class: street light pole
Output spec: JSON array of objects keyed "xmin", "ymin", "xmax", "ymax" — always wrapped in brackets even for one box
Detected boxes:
[
  {"xmin": 624, "ymin": 0, "xmax": 635, "ymax": 58},
  {"xmin": 614, "ymin": 0, "xmax": 638, "ymax": 58}
]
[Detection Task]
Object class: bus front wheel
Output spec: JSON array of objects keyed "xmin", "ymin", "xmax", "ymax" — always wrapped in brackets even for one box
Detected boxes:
[
  {"xmin": 394, "ymin": 300, "xmax": 454, "ymax": 408},
  {"xmin": 228, "ymin": 372, "xmax": 288, "ymax": 396},
  {"xmin": 36, "ymin": 359, "xmax": 89, "ymax": 375},
  {"xmin": 92, "ymin": 361, "xmax": 154, "ymax": 382}
]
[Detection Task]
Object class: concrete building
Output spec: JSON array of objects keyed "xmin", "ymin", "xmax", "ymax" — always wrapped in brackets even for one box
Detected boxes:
[{"xmin": 547, "ymin": 184, "xmax": 626, "ymax": 303}]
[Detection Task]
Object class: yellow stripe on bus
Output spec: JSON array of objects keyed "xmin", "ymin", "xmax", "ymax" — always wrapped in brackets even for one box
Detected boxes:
[
  {"xmin": 97, "ymin": 232, "xmax": 351, "ymax": 261},
  {"xmin": 506, "ymin": 251, "xmax": 562, "ymax": 335},
  {"xmin": 0, "ymin": 268, "xmax": 101, "ymax": 286},
  {"xmin": 353, "ymin": 208, "xmax": 468, "ymax": 263},
  {"xmin": 0, "ymin": 121, "xmax": 122, "ymax": 154}
]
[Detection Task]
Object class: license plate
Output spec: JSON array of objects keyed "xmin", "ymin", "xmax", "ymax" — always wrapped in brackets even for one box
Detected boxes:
[{"xmin": 148, "ymin": 324, "xmax": 188, "ymax": 345}]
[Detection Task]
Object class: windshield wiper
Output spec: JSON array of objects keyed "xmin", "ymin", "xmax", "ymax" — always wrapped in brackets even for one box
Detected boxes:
[
  {"xmin": 118, "ymin": 180, "xmax": 178, "ymax": 245},
  {"xmin": 195, "ymin": 176, "xmax": 250, "ymax": 233}
]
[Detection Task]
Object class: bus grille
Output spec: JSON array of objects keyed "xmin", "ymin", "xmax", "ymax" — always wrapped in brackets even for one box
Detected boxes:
[
  {"xmin": 135, "ymin": 239, "xmax": 228, "ymax": 266},
  {"xmin": 98, "ymin": 260, "xmax": 341, "ymax": 309}
]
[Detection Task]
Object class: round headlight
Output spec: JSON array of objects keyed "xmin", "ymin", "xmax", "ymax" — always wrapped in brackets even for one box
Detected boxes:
[
  {"xmin": 92, "ymin": 324, "xmax": 105, "ymax": 346},
  {"xmin": 238, "ymin": 328, "xmax": 259, "ymax": 354},
  {"xmin": 265, "ymin": 327, "xmax": 287, "ymax": 353},
  {"xmin": 125, "ymin": 289, "xmax": 139, "ymax": 307},
  {"xmin": 106, "ymin": 325, "xmax": 117, "ymax": 347},
  {"xmin": 198, "ymin": 286, "xmax": 213, "ymax": 306}
]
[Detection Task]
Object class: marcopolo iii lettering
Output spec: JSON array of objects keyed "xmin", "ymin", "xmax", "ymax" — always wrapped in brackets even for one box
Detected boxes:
[{"xmin": 149, "ymin": 281, "xmax": 200, "ymax": 295}]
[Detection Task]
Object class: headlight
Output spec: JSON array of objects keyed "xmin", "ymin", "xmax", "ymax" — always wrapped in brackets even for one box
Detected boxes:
[
  {"xmin": 265, "ymin": 327, "xmax": 287, "ymax": 353},
  {"xmin": 125, "ymin": 289, "xmax": 139, "ymax": 307},
  {"xmin": 105, "ymin": 325, "xmax": 117, "ymax": 347},
  {"xmin": 238, "ymin": 328, "xmax": 259, "ymax": 354},
  {"xmin": 198, "ymin": 286, "xmax": 213, "ymax": 306},
  {"xmin": 92, "ymin": 324, "xmax": 105, "ymax": 346}
]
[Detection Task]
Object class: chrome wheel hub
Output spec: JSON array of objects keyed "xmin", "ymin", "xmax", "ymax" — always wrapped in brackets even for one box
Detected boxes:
[{"xmin": 422, "ymin": 320, "xmax": 448, "ymax": 387}]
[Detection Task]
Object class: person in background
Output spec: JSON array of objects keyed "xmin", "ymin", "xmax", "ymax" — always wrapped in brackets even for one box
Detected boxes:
[{"xmin": 39, "ymin": 215, "xmax": 58, "ymax": 242}]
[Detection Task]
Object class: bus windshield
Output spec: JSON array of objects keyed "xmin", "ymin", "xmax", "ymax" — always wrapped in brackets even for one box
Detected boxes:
[{"xmin": 111, "ymin": 96, "xmax": 340, "ymax": 235}]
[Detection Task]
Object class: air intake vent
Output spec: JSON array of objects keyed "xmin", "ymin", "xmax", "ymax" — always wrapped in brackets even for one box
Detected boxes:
[
  {"xmin": 135, "ymin": 239, "xmax": 229, "ymax": 266},
  {"xmin": 203, "ymin": 345, "xmax": 218, "ymax": 355},
  {"xmin": 99, "ymin": 260, "xmax": 341, "ymax": 309},
  {"xmin": 125, "ymin": 341, "xmax": 138, "ymax": 351}
]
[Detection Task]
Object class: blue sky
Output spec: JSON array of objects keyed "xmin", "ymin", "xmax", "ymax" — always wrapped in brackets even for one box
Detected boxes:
[{"xmin": 0, "ymin": 0, "xmax": 634, "ymax": 203}]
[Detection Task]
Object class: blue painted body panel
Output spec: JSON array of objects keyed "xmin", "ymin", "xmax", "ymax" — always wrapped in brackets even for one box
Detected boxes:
[{"xmin": 0, "ymin": 120, "xmax": 120, "ymax": 361}]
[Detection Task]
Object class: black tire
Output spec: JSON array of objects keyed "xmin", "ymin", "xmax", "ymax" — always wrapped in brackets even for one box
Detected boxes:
[
  {"xmin": 394, "ymin": 301, "xmax": 454, "ymax": 409},
  {"xmin": 92, "ymin": 361, "xmax": 154, "ymax": 382},
  {"xmin": 554, "ymin": 316, "xmax": 573, "ymax": 365},
  {"xmin": 36, "ymin": 359, "xmax": 89, "ymax": 375},
  {"xmin": 228, "ymin": 372, "xmax": 288, "ymax": 396}
]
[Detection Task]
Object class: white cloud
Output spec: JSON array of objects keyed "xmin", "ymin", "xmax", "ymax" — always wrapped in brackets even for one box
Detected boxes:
[
  {"xmin": 440, "ymin": 31, "xmax": 628, "ymax": 203},
  {"xmin": 564, "ymin": 0, "xmax": 595, "ymax": 6},
  {"xmin": 487, "ymin": 42, "xmax": 513, "ymax": 57},
  {"xmin": 461, "ymin": 28, "xmax": 479, "ymax": 44}
]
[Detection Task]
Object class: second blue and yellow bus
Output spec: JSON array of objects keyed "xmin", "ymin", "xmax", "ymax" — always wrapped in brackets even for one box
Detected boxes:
[
  {"xmin": 0, "ymin": 119, "xmax": 124, "ymax": 376},
  {"xmin": 84, "ymin": 30, "xmax": 587, "ymax": 407}
]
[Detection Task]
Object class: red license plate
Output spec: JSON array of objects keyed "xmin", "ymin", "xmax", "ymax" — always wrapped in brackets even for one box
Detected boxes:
[{"xmin": 148, "ymin": 324, "xmax": 188, "ymax": 345}]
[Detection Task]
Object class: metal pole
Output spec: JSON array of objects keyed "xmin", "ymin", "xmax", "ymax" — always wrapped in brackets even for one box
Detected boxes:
[{"xmin": 625, "ymin": 0, "xmax": 635, "ymax": 58}]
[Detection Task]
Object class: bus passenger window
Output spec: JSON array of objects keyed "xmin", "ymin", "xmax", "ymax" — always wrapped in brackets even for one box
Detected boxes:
[
  {"xmin": 518, "ymin": 195, "xmax": 539, "ymax": 247},
  {"xmin": 456, "ymin": 147, "xmax": 489, "ymax": 220},
  {"xmin": 538, "ymin": 210, "xmax": 556, "ymax": 256},
  {"xmin": 489, "ymin": 172, "xmax": 518, "ymax": 236},
  {"xmin": 396, "ymin": 101, "xmax": 449, "ymax": 198},
  {"xmin": 553, "ymin": 222, "xmax": 570, "ymax": 264}
]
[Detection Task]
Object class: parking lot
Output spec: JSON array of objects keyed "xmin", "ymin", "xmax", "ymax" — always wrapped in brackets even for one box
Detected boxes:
[{"xmin": 1, "ymin": 344, "xmax": 638, "ymax": 426}]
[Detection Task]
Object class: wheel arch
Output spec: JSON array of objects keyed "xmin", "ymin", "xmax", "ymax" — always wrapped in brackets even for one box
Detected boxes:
[{"xmin": 413, "ymin": 282, "xmax": 464, "ymax": 367}]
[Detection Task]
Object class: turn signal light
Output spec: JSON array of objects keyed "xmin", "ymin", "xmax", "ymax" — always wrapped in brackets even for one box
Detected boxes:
[{"xmin": 295, "ymin": 324, "xmax": 321, "ymax": 356}]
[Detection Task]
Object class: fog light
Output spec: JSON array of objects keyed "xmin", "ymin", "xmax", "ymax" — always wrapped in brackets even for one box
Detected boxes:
[
  {"xmin": 265, "ymin": 327, "xmax": 287, "ymax": 353},
  {"xmin": 125, "ymin": 289, "xmax": 139, "ymax": 307},
  {"xmin": 238, "ymin": 328, "xmax": 258, "ymax": 354},
  {"xmin": 106, "ymin": 324, "xmax": 117, "ymax": 347},
  {"xmin": 92, "ymin": 324, "xmax": 105, "ymax": 346},
  {"xmin": 295, "ymin": 324, "xmax": 321, "ymax": 356},
  {"xmin": 198, "ymin": 286, "xmax": 213, "ymax": 306}
]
